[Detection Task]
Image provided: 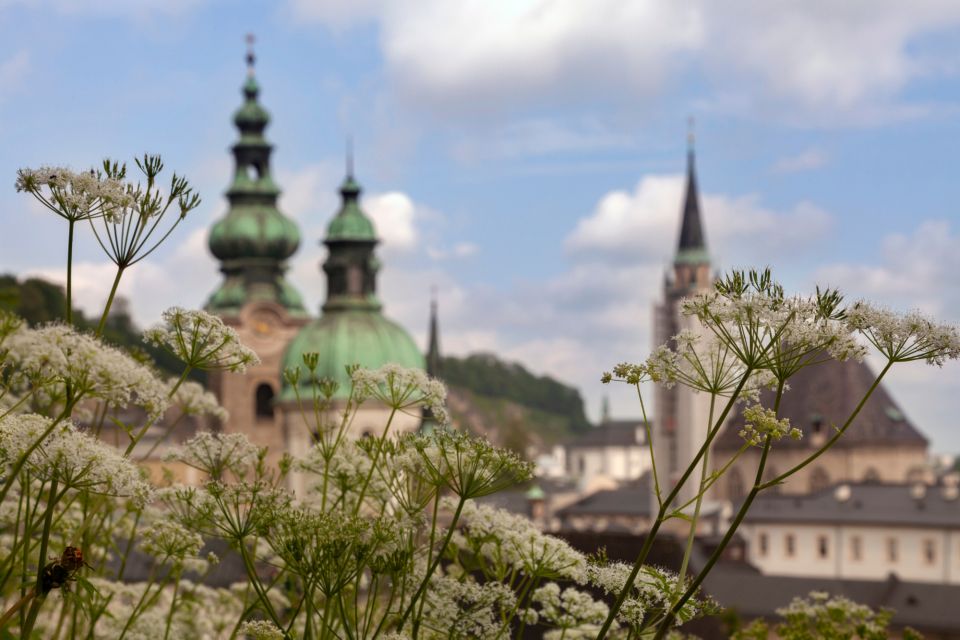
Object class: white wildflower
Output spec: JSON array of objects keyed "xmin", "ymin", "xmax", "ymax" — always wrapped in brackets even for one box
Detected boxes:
[
  {"xmin": 141, "ymin": 519, "xmax": 203, "ymax": 564},
  {"xmin": 451, "ymin": 499, "xmax": 587, "ymax": 582},
  {"xmin": 417, "ymin": 429, "xmax": 534, "ymax": 499},
  {"xmin": 168, "ymin": 378, "xmax": 228, "ymax": 421},
  {"xmin": 239, "ymin": 620, "xmax": 285, "ymax": 640},
  {"xmin": 164, "ymin": 431, "xmax": 261, "ymax": 479},
  {"xmin": 15, "ymin": 165, "xmax": 135, "ymax": 222},
  {"xmin": 5, "ymin": 323, "xmax": 169, "ymax": 417},
  {"xmin": 420, "ymin": 573, "xmax": 516, "ymax": 639},
  {"xmin": 739, "ymin": 404, "xmax": 802, "ymax": 446},
  {"xmin": 351, "ymin": 364, "xmax": 449, "ymax": 423},
  {"xmin": 0, "ymin": 414, "xmax": 149, "ymax": 496},
  {"xmin": 533, "ymin": 582, "xmax": 608, "ymax": 635},
  {"xmin": 847, "ymin": 302, "xmax": 960, "ymax": 366},
  {"xmin": 144, "ymin": 307, "xmax": 259, "ymax": 373}
]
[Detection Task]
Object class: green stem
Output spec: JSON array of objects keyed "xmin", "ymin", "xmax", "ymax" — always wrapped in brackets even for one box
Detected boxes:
[
  {"xmin": 759, "ymin": 360, "xmax": 894, "ymax": 490},
  {"xmin": 353, "ymin": 407, "xmax": 397, "ymax": 514},
  {"xmin": 66, "ymin": 220, "xmax": 75, "ymax": 325},
  {"xmin": 677, "ymin": 395, "xmax": 716, "ymax": 584},
  {"xmin": 21, "ymin": 474, "xmax": 60, "ymax": 637},
  {"xmin": 398, "ymin": 495, "xmax": 467, "ymax": 631},
  {"xmin": 163, "ymin": 571, "xmax": 182, "ymax": 640},
  {"xmin": 96, "ymin": 265, "xmax": 125, "ymax": 337},
  {"xmin": 596, "ymin": 367, "xmax": 753, "ymax": 639}
]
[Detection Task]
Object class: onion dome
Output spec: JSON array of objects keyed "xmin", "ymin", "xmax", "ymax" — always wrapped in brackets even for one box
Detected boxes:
[
  {"xmin": 205, "ymin": 38, "xmax": 306, "ymax": 317},
  {"xmin": 280, "ymin": 167, "xmax": 425, "ymax": 400}
]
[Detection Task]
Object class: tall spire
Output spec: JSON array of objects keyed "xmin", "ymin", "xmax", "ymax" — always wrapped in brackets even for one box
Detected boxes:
[
  {"xmin": 322, "ymin": 157, "xmax": 381, "ymax": 312},
  {"xmin": 675, "ymin": 117, "xmax": 709, "ymax": 265},
  {"xmin": 426, "ymin": 287, "xmax": 441, "ymax": 378},
  {"xmin": 205, "ymin": 37, "xmax": 306, "ymax": 316}
]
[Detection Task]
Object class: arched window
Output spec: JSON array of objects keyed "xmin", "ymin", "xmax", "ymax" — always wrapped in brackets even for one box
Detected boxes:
[
  {"xmin": 255, "ymin": 383, "xmax": 275, "ymax": 420},
  {"xmin": 810, "ymin": 467, "xmax": 830, "ymax": 493},
  {"xmin": 728, "ymin": 468, "xmax": 745, "ymax": 500},
  {"xmin": 863, "ymin": 467, "xmax": 881, "ymax": 483}
]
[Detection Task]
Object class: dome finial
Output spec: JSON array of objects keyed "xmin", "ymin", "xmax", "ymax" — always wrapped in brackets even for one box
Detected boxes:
[
  {"xmin": 346, "ymin": 134, "xmax": 354, "ymax": 179},
  {"xmin": 245, "ymin": 33, "xmax": 256, "ymax": 78}
]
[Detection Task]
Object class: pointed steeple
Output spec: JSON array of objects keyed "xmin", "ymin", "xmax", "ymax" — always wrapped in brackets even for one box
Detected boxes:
[
  {"xmin": 426, "ymin": 288, "xmax": 441, "ymax": 378},
  {"xmin": 675, "ymin": 118, "xmax": 709, "ymax": 266},
  {"xmin": 322, "ymin": 155, "xmax": 381, "ymax": 312},
  {"xmin": 206, "ymin": 37, "xmax": 306, "ymax": 316}
]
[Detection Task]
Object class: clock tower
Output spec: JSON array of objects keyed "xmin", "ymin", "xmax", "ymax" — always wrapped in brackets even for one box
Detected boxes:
[{"xmin": 205, "ymin": 38, "xmax": 309, "ymax": 463}]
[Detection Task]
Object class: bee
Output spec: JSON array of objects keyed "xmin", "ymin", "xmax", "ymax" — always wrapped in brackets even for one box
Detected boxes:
[{"xmin": 39, "ymin": 546, "xmax": 90, "ymax": 594}]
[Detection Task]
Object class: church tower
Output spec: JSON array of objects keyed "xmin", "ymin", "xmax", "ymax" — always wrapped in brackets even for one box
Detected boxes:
[
  {"xmin": 420, "ymin": 291, "xmax": 443, "ymax": 431},
  {"xmin": 279, "ymin": 162, "xmax": 425, "ymax": 457},
  {"xmin": 652, "ymin": 125, "xmax": 714, "ymax": 507},
  {"xmin": 205, "ymin": 38, "xmax": 309, "ymax": 460}
]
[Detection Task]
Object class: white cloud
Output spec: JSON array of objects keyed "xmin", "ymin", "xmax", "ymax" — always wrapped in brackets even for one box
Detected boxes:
[
  {"xmin": 771, "ymin": 148, "xmax": 828, "ymax": 174},
  {"xmin": 366, "ymin": 192, "xmax": 418, "ymax": 251},
  {"xmin": 565, "ymin": 174, "xmax": 833, "ymax": 267},
  {"xmin": 426, "ymin": 242, "xmax": 478, "ymax": 261},
  {"xmin": 290, "ymin": 0, "xmax": 960, "ymax": 123}
]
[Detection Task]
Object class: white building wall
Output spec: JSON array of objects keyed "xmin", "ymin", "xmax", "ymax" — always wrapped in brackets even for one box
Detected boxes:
[{"xmin": 743, "ymin": 523, "xmax": 960, "ymax": 585}]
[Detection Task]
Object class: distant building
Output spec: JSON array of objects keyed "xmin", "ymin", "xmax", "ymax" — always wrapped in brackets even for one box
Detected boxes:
[
  {"xmin": 713, "ymin": 361, "xmax": 930, "ymax": 501},
  {"xmin": 556, "ymin": 475, "xmax": 654, "ymax": 534},
  {"xmin": 565, "ymin": 415, "xmax": 651, "ymax": 491},
  {"xmin": 204, "ymin": 47, "xmax": 425, "ymax": 475},
  {"xmin": 651, "ymin": 131, "xmax": 930, "ymax": 508},
  {"xmin": 741, "ymin": 481, "xmax": 960, "ymax": 585}
]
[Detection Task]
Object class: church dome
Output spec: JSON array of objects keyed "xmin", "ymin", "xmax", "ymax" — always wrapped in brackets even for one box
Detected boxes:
[
  {"xmin": 279, "ymin": 310, "xmax": 425, "ymax": 401},
  {"xmin": 233, "ymin": 77, "xmax": 270, "ymax": 131},
  {"xmin": 208, "ymin": 204, "xmax": 300, "ymax": 262}
]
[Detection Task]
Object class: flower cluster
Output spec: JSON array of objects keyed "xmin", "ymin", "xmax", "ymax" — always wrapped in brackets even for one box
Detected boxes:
[
  {"xmin": 420, "ymin": 573, "xmax": 516, "ymax": 639},
  {"xmin": 141, "ymin": 519, "xmax": 204, "ymax": 567},
  {"xmin": 532, "ymin": 582, "xmax": 609, "ymax": 633},
  {"xmin": 847, "ymin": 302, "xmax": 960, "ymax": 366},
  {"xmin": 451, "ymin": 499, "xmax": 587, "ymax": 582},
  {"xmin": 416, "ymin": 429, "xmax": 534, "ymax": 499},
  {"xmin": 351, "ymin": 364, "xmax": 449, "ymax": 423},
  {"xmin": 0, "ymin": 414, "xmax": 150, "ymax": 497},
  {"xmin": 164, "ymin": 431, "xmax": 262, "ymax": 480},
  {"xmin": 168, "ymin": 379, "xmax": 229, "ymax": 421},
  {"xmin": 144, "ymin": 307, "xmax": 260, "ymax": 373},
  {"xmin": 4, "ymin": 323, "xmax": 169, "ymax": 417},
  {"xmin": 15, "ymin": 165, "xmax": 135, "ymax": 222},
  {"xmin": 739, "ymin": 404, "xmax": 802, "ymax": 446},
  {"xmin": 587, "ymin": 562, "xmax": 710, "ymax": 630}
]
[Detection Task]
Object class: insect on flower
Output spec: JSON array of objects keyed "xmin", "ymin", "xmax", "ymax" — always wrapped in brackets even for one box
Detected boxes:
[{"xmin": 39, "ymin": 546, "xmax": 91, "ymax": 594}]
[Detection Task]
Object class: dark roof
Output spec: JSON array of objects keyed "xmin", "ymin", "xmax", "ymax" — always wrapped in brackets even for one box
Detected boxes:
[
  {"xmin": 477, "ymin": 477, "xmax": 578, "ymax": 515},
  {"xmin": 567, "ymin": 420, "xmax": 647, "ymax": 448},
  {"xmin": 557, "ymin": 475, "xmax": 653, "ymax": 518},
  {"xmin": 705, "ymin": 568, "xmax": 960, "ymax": 636},
  {"xmin": 677, "ymin": 148, "xmax": 707, "ymax": 253},
  {"xmin": 743, "ymin": 482, "xmax": 960, "ymax": 528},
  {"xmin": 715, "ymin": 356, "xmax": 928, "ymax": 450}
]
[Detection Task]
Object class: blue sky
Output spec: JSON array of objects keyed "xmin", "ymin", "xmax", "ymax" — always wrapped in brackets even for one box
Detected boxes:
[{"xmin": 2, "ymin": 1, "xmax": 960, "ymax": 453}]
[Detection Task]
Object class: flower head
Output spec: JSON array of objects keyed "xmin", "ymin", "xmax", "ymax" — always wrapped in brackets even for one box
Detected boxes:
[
  {"xmin": 145, "ymin": 307, "xmax": 259, "ymax": 373},
  {"xmin": 351, "ymin": 364, "xmax": 448, "ymax": 423}
]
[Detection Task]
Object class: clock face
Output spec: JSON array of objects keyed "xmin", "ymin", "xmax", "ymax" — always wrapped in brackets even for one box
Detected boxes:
[{"xmin": 247, "ymin": 308, "xmax": 283, "ymax": 350}]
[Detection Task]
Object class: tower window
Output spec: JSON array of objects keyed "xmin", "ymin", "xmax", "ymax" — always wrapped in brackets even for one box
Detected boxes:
[
  {"xmin": 810, "ymin": 467, "xmax": 830, "ymax": 493},
  {"xmin": 255, "ymin": 383, "xmax": 275, "ymax": 420}
]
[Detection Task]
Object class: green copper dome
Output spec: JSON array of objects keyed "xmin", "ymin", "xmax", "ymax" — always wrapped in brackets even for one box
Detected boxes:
[
  {"xmin": 279, "ymin": 310, "xmax": 425, "ymax": 401},
  {"xmin": 209, "ymin": 204, "xmax": 300, "ymax": 262},
  {"xmin": 280, "ymin": 167, "xmax": 424, "ymax": 401},
  {"xmin": 326, "ymin": 176, "xmax": 376, "ymax": 241}
]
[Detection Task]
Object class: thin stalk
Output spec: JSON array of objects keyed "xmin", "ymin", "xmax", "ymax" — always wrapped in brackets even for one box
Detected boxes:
[
  {"xmin": 353, "ymin": 407, "xmax": 397, "ymax": 514},
  {"xmin": 760, "ymin": 360, "xmax": 893, "ymax": 490},
  {"xmin": 652, "ymin": 435, "xmax": 774, "ymax": 640},
  {"xmin": 398, "ymin": 495, "xmax": 467, "ymax": 631},
  {"xmin": 163, "ymin": 571, "xmax": 182, "ymax": 640},
  {"xmin": 637, "ymin": 384, "xmax": 661, "ymax": 507},
  {"xmin": 596, "ymin": 367, "xmax": 753, "ymax": 639},
  {"xmin": 96, "ymin": 265, "xmax": 125, "ymax": 336},
  {"xmin": 677, "ymin": 394, "xmax": 716, "ymax": 584},
  {"xmin": 21, "ymin": 474, "xmax": 60, "ymax": 637},
  {"xmin": 66, "ymin": 219, "xmax": 75, "ymax": 325}
]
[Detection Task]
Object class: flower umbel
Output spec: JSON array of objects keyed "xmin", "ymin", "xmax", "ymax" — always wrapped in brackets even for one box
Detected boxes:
[{"xmin": 145, "ymin": 307, "xmax": 259, "ymax": 373}]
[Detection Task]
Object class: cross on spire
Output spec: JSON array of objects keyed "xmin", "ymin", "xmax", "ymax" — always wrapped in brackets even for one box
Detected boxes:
[{"xmin": 246, "ymin": 33, "xmax": 256, "ymax": 77}]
